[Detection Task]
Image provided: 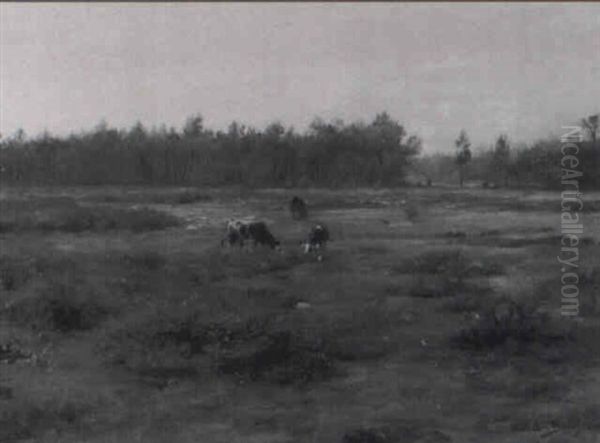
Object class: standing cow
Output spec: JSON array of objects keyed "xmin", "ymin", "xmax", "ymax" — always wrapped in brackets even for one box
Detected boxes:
[{"xmin": 289, "ymin": 196, "xmax": 308, "ymax": 220}]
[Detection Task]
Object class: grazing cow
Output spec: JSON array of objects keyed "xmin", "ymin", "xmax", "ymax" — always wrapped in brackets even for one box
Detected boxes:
[
  {"xmin": 247, "ymin": 221, "xmax": 281, "ymax": 249},
  {"xmin": 303, "ymin": 224, "xmax": 330, "ymax": 256},
  {"xmin": 221, "ymin": 219, "xmax": 280, "ymax": 250},
  {"xmin": 289, "ymin": 196, "xmax": 308, "ymax": 220}
]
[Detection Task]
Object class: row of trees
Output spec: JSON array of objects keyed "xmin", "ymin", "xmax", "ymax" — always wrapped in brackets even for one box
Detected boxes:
[
  {"xmin": 439, "ymin": 114, "xmax": 599, "ymax": 189},
  {"xmin": 0, "ymin": 113, "xmax": 423, "ymax": 187},
  {"xmin": 1, "ymin": 112, "xmax": 598, "ymax": 189}
]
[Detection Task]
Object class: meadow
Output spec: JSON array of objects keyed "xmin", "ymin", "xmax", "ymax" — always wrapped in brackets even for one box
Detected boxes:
[{"xmin": 1, "ymin": 185, "xmax": 599, "ymax": 443}]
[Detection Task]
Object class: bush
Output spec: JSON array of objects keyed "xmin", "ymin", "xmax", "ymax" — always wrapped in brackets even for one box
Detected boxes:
[
  {"xmin": 0, "ymin": 258, "xmax": 32, "ymax": 291},
  {"xmin": 5, "ymin": 281, "xmax": 110, "ymax": 332},
  {"xmin": 104, "ymin": 305, "xmax": 337, "ymax": 386},
  {"xmin": 0, "ymin": 386, "xmax": 102, "ymax": 441},
  {"xmin": 453, "ymin": 297, "xmax": 573, "ymax": 351},
  {"xmin": 218, "ymin": 329, "xmax": 336, "ymax": 384}
]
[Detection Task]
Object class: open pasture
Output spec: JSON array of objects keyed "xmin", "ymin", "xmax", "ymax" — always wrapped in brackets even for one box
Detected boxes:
[{"xmin": 1, "ymin": 186, "xmax": 599, "ymax": 443}]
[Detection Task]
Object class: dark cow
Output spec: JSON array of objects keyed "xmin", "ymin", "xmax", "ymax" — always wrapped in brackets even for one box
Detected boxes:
[
  {"xmin": 289, "ymin": 196, "xmax": 308, "ymax": 220},
  {"xmin": 221, "ymin": 219, "xmax": 280, "ymax": 250},
  {"xmin": 303, "ymin": 224, "xmax": 330, "ymax": 258}
]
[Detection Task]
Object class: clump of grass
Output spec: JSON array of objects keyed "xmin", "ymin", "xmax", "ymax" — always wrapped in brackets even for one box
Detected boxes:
[
  {"xmin": 401, "ymin": 249, "xmax": 468, "ymax": 274},
  {"xmin": 0, "ymin": 257, "xmax": 33, "ymax": 291},
  {"xmin": 443, "ymin": 292, "xmax": 487, "ymax": 313},
  {"xmin": 395, "ymin": 249, "xmax": 503, "ymax": 298},
  {"xmin": 342, "ymin": 427, "xmax": 390, "ymax": 443},
  {"xmin": 217, "ymin": 328, "xmax": 336, "ymax": 384},
  {"xmin": 5, "ymin": 281, "xmax": 110, "ymax": 332},
  {"xmin": 510, "ymin": 404, "xmax": 600, "ymax": 432},
  {"xmin": 579, "ymin": 268, "xmax": 600, "ymax": 316},
  {"xmin": 0, "ymin": 385, "xmax": 103, "ymax": 441},
  {"xmin": 104, "ymin": 305, "xmax": 337, "ymax": 386},
  {"xmin": 341, "ymin": 423, "xmax": 450, "ymax": 443},
  {"xmin": 437, "ymin": 230, "xmax": 467, "ymax": 239},
  {"xmin": 452, "ymin": 297, "xmax": 573, "ymax": 351},
  {"xmin": 0, "ymin": 342, "xmax": 31, "ymax": 364},
  {"xmin": 398, "ymin": 250, "xmax": 471, "ymax": 298},
  {"xmin": 122, "ymin": 250, "xmax": 167, "ymax": 270}
]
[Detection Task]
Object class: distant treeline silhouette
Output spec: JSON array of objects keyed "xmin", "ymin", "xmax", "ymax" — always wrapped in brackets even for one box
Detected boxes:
[
  {"xmin": 0, "ymin": 113, "xmax": 421, "ymax": 187},
  {"xmin": 1, "ymin": 112, "xmax": 598, "ymax": 189}
]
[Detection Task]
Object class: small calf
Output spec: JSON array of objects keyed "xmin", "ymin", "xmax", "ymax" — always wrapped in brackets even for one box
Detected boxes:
[{"xmin": 303, "ymin": 224, "xmax": 330, "ymax": 256}]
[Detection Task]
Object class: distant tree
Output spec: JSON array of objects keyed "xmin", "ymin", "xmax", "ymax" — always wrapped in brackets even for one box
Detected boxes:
[
  {"xmin": 492, "ymin": 134, "xmax": 511, "ymax": 187},
  {"xmin": 13, "ymin": 128, "xmax": 26, "ymax": 143},
  {"xmin": 183, "ymin": 114, "xmax": 204, "ymax": 139},
  {"xmin": 581, "ymin": 114, "xmax": 598, "ymax": 143},
  {"xmin": 455, "ymin": 129, "xmax": 472, "ymax": 188}
]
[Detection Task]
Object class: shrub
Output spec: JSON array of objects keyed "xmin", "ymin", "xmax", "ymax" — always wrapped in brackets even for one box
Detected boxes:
[
  {"xmin": 453, "ymin": 297, "xmax": 573, "ymax": 351},
  {"xmin": 104, "ymin": 305, "xmax": 337, "ymax": 386},
  {"xmin": 5, "ymin": 281, "xmax": 110, "ymax": 332}
]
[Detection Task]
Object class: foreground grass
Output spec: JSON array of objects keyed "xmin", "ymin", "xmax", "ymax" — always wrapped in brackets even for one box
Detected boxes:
[{"xmin": 1, "ymin": 186, "xmax": 599, "ymax": 442}]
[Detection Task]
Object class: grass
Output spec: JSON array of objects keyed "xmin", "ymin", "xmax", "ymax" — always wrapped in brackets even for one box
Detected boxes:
[
  {"xmin": 1, "ymin": 186, "xmax": 599, "ymax": 442},
  {"xmin": 452, "ymin": 296, "xmax": 573, "ymax": 351},
  {"xmin": 0, "ymin": 198, "xmax": 180, "ymax": 233},
  {"xmin": 390, "ymin": 248, "xmax": 502, "ymax": 299}
]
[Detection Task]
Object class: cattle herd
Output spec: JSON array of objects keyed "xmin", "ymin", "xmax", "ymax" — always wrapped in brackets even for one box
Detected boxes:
[{"xmin": 221, "ymin": 196, "xmax": 329, "ymax": 259}]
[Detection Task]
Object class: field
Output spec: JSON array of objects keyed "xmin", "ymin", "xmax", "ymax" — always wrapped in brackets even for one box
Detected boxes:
[{"xmin": 1, "ymin": 185, "xmax": 600, "ymax": 443}]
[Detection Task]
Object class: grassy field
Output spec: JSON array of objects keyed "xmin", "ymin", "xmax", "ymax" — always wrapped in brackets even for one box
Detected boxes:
[{"xmin": 1, "ymin": 186, "xmax": 599, "ymax": 443}]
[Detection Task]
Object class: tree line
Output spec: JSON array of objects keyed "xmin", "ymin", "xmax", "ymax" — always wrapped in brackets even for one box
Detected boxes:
[
  {"xmin": 0, "ymin": 113, "xmax": 422, "ymax": 187},
  {"xmin": 1, "ymin": 112, "xmax": 598, "ymax": 189},
  {"xmin": 417, "ymin": 114, "xmax": 599, "ymax": 190}
]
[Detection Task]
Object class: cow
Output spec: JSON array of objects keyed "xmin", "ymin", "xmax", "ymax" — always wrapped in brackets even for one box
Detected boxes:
[
  {"xmin": 302, "ymin": 224, "xmax": 330, "ymax": 259},
  {"xmin": 221, "ymin": 219, "xmax": 280, "ymax": 250},
  {"xmin": 289, "ymin": 196, "xmax": 308, "ymax": 220}
]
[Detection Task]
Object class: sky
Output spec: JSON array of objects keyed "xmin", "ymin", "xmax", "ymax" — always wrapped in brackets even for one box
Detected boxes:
[{"xmin": 1, "ymin": 3, "xmax": 599, "ymax": 152}]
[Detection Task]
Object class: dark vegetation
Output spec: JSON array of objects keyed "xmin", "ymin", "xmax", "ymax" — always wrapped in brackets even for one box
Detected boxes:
[
  {"xmin": 4, "ymin": 112, "xmax": 597, "ymax": 189},
  {"xmin": 0, "ymin": 113, "xmax": 421, "ymax": 188}
]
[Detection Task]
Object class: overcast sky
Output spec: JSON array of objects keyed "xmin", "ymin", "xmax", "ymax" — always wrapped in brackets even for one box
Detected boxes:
[{"xmin": 1, "ymin": 3, "xmax": 598, "ymax": 152}]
